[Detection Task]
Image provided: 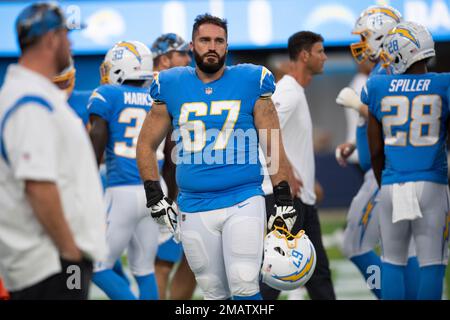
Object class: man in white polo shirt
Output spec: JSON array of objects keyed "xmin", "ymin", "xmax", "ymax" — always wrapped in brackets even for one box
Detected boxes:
[
  {"xmin": 260, "ymin": 31, "xmax": 335, "ymax": 300},
  {"xmin": 0, "ymin": 2, "xmax": 107, "ymax": 299}
]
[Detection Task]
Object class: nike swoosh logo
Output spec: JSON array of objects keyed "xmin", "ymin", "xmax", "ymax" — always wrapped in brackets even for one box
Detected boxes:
[{"xmin": 238, "ymin": 202, "xmax": 249, "ymax": 209}]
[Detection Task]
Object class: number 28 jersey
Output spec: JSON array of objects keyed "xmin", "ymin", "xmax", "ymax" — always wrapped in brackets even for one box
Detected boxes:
[
  {"xmin": 150, "ymin": 64, "xmax": 275, "ymax": 213},
  {"xmin": 363, "ymin": 72, "xmax": 450, "ymax": 185},
  {"xmin": 88, "ymin": 84, "xmax": 152, "ymax": 187}
]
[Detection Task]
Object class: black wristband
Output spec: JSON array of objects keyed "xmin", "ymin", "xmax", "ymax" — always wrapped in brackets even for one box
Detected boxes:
[
  {"xmin": 143, "ymin": 180, "xmax": 164, "ymax": 208},
  {"xmin": 273, "ymin": 181, "xmax": 293, "ymax": 207}
]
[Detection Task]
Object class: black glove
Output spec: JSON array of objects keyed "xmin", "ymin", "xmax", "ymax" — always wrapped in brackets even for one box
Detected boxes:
[
  {"xmin": 143, "ymin": 180, "xmax": 179, "ymax": 238},
  {"xmin": 268, "ymin": 181, "xmax": 297, "ymax": 232},
  {"xmin": 144, "ymin": 180, "xmax": 164, "ymax": 208}
]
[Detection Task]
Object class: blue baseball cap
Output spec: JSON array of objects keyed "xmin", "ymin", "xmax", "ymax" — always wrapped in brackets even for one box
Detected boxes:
[
  {"xmin": 16, "ymin": 2, "xmax": 82, "ymax": 48},
  {"xmin": 151, "ymin": 33, "xmax": 189, "ymax": 58}
]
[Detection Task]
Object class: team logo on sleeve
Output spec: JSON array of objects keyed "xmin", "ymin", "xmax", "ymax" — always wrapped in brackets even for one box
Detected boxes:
[
  {"xmin": 153, "ymin": 72, "xmax": 161, "ymax": 93},
  {"xmin": 89, "ymin": 90, "xmax": 106, "ymax": 103},
  {"xmin": 260, "ymin": 66, "xmax": 273, "ymax": 88}
]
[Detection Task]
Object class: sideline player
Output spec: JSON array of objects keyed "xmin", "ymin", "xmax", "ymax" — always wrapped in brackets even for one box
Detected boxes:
[
  {"xmin": 335, "ymin": 5, "xmax": 419, "ymax": 299},
  {"xmin": 366, "ymin": 21, "xmax": 449, "ymax": 299},
  {"xmin": 88, "ymin": 41, "xmax": 159, "ymax": 300},
  {"xmin": 150, "ymin": 33, "xmax": 197, "ymax": 300},
  {"xmin": 137, "ymin": 14, "xmax": 297, "ymax": 300}
]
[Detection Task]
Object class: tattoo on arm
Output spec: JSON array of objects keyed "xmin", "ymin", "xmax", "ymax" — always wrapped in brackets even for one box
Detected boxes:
[{"xmin": 254, "ymin": 97, "xmax": 291, "ymax": 186}]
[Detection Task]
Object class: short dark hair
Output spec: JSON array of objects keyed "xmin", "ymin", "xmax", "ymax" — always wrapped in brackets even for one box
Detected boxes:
[
  {"xmin": 288, "ymin": 31, "xmax": 324, "ymax": 61},
  {"xmin": 192, "ymin": 13, "xmax": 228, "ymax": 40}
]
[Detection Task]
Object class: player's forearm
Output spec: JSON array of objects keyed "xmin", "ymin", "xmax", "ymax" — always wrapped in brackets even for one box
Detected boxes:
[
  {"xmin": 89, "ymin": 133, "xmax": 106, "ymax": 166},
  {"xmin": 254, "ymin": 97, "xmax": 290, "ymax": 185},
  {"xmin": 136, "ymin": 137, "xmax": 160, "ymax": 182},
  {"xmin": 266, "ymin": 134, "xmax": 291, "ymax": 186},
  {"xmin": 88, "ymin": 115, "xmax": 108, "ymax": 166},
  {"xmin": 371, "ymin": 156, "xmax": 384, "ymax": 187},
  {"xmin": 270, "ymin": 156, "xmax": 291, "ymax": 186},
  {"xmin": 137, "ymin": 104, "xmax": 172, "ymax": 183},
  {"xmin": 25, "ymin": 181, "xmax": 82, "ymax": 261},
  {"xmin": 367, "ymin": 113, "xmax": 384, "ymax": 187},
  {"xmin": 359, "ymin": 104, "xmax": 369, "ymax": 120},
  {"xmin": 162, "ymin": 130, "xmax": 178, "ymax": 199}
]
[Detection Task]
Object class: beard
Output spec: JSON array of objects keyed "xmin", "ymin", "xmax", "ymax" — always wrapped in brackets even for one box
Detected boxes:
[{"xmin": 193, "ymin": 49, "xmax": 226, "ymax": 74}]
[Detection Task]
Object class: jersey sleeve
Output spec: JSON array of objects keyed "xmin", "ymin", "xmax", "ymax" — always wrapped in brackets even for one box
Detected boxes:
[
  {"xmin": 362, "ymin": 78, "xmax": 382, "ymax": 121},
  {"xmin": 360, "ymin": 81, "xmax": 370, "ymax": 106},
  {"xmin": 4, "ymin": 103, "xmax": 58, "ymax": 181},
  {"xmin": 87, "ymin": 86, "xmax": 113, "ymax": 121},
  {"xmin": 258, "ymin": 66, "xmax": 276, "ymax": 97}
]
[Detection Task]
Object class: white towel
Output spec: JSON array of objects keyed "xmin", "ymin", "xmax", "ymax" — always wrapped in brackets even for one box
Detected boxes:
[{"xmin": 392, "ymin": 182, "xmax": 423, "ymax": 223}]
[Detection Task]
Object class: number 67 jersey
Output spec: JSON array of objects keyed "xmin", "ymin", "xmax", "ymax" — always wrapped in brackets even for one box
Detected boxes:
[
  {"xmin": 363, "ymin": 72, "xmax": 450, "ymax": 185},
  {"xmin": 150, "ymin": 64, "xmax": 275, "ymax": 213}
]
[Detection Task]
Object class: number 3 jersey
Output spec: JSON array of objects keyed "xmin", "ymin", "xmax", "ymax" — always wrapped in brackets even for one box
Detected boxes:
[
  {"xmin": 150, "ymin": 64, "xmax": 275, "ymax": 213},
  {"xmin": 363, "ymin": 72, "xmax": 450, "ymax": 185},
  {"xmin": 88, "ymin": 84, "xmax": 152, "ymax": 187}
]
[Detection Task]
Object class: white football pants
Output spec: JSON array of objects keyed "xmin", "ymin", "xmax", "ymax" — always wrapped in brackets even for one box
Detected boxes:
[{"xmin": 179, "ymin": 195, "xmax": 266, "ymax": 300}]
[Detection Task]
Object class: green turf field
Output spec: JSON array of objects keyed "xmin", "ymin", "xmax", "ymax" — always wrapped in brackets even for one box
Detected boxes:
[{"xmin": 89, "ymin": 209, "xmax": 449, "ymax": 300}]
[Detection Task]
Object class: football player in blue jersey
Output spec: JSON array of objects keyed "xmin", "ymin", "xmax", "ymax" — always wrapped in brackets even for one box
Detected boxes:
[
  {"xmin": 366, "ymin": 21, "xmax": 449, "ymax": 300},
  {"xmin": 87, "ymin": 40, "xmax": 160, "ymax": 300},
  {"xmin": 150, "ymin": 33, "xmax": 198, "ymax": 300},
  {"xmin": 53, "ymin": 58, "xmax": 90, "ymax": 127},
  {"xmin": 335, "ymin": 5, "xmax": 420, "ymax": 299},
  {"xmin": 136, "ymin": 14, "xmax": 297, "ymax": 300}
]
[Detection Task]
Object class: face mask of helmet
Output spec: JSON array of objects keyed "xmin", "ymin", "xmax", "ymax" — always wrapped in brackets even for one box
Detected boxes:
[
  {"xmin": 350, "ymin": 5, "xmax": 403, "ymax": 64},
  {"xmin": 261, "ymin": 226, "xmax": 317, "ymax": 291}
]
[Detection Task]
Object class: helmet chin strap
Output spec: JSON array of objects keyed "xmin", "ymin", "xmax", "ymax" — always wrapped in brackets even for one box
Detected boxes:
[{"xmin": 272, "ymin": 224, "xmax": 304, "ymax": 242}]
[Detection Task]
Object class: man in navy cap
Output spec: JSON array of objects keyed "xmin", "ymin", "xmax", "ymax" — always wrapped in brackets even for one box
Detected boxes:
[
  {"xmin": 16, "ymin": 2, "xmax": 73, "ymax": 76},
  {"xmin": 0, "ymin": 2, "xmax": 107, "ymax": 299}
]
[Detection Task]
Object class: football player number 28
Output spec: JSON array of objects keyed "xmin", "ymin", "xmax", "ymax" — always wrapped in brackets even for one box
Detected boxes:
[
  {"xmin": 179, "ymin": 101, "xmax": 241, "ymax": 152},
  {"xmin": 114, "ymin": 107, "xmax": 147, "ymax": 158},
  {"xmin": 381, "ymin": 94, "xmax": 442, "ymax": 147}
]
